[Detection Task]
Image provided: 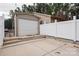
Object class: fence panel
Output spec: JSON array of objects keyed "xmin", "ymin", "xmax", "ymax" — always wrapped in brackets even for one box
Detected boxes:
[
  {"xmin": 57, "ymin": 21, "xmax": 74, "ymax": 40},
  {"xmin": 0, "ymin": 16, "xmax": 4, "ymax": 48},
  {"xmin": 40, "ymin": 19, "xmax": 79, "ymax": 41},
  {"xmin": 40, "ymin": 23, "xmax": 56, "ymax": 36},
  {"xmin": 77, "ymin": 20, "xmax": 79, "ymax": 41}
]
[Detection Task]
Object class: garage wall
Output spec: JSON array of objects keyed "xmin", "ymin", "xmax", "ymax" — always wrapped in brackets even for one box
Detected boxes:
[
  {"xmin": 34, "ymin": 12, "xmax": 51, "ymax": 24},
  {"xmin": 18, "ymin": 19, "xmax": 38, "ymax": 36},
  {"xmin": 0, "ymin": 16, "xmax": 4, "ymax": 48}
]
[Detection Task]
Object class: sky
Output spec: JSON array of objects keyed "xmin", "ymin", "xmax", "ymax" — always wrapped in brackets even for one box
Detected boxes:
[{"xmin": 0, "ymin": 3, "xmax": 33, "ymax": 19}]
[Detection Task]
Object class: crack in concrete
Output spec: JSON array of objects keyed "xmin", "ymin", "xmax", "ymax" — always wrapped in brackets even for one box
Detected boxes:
[{"xmin": 42, "ymin": 44, "xmax": 67, "ymax": 56}]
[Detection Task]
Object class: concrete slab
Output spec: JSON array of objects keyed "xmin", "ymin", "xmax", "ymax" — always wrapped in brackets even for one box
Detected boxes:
[
  {"xmin": 1, "ymin": 43, "xmax": 46, "ymax": 56},
  {"xmin": 50, "ymin": 43, "xmax": 79, "ymax": 56},
  {"xmin": 1, "ymin": 38, "xmax": 79, "ymax": 56},
  {"xmin": 43, "ymin": 53, "xmax": 52, "ymax": 56},
  {"xmin": 30, "ymin": 39, "xmax": 66, "ymax": 52}
]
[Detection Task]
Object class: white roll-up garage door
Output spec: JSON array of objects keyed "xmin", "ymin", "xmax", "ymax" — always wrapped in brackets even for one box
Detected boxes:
[{"xmin": 18, "ymin": 19, "xmax": 38, "ymax": 36}]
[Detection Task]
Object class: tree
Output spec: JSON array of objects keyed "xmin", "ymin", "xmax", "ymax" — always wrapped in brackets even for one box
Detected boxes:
[
  {"xmin": 9, "ymin": 10, "xmax": 15, "ymax": 19},
  {"xmin": 22, "ymin": 4, "xmax": 28, "ymax": 12},
  {"xmin": 52, "ymin": 3, "xmax": 64, "ymax": 15},
  {"xmin": 9, "ymin": 10, "xmax": 15, "ymax": 30},
  {"xmin": 27, "ymin": 5, "xmax": 35, "ymax": 12},
  {"xmin": 47, "ymin": 3, "xmax": 53, "ymax": 15},
  {"xmin": 10, "ymin": 3, "xmax": 79, "ymax": 20},
  {"xmin": 5, "ymin": 19, "xmax": 13, "ymax": 29},
  {"xmin": 35, "ymin": 3, "xmax": 53, "ymax": 15},
  {"xmin": 51, "ymin": 3, "xmax": 72, "ymax": 20},
  {"xmin": 15, "ymin": 7, "xmax": 21, "ymax": 12},
  {"xmin": 70, "ymin": 3, "xmax": 79, "ymax": 16}
]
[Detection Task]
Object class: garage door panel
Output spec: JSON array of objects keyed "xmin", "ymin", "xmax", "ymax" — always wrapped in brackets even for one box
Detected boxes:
[{"xmin": 18, "ymin": 19, "xmax": 38, "ymax": 36}]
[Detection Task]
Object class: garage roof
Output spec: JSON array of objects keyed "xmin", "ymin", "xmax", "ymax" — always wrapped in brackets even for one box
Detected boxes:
[{"xmin": 15, "ymin": 12, "xmax": 40, "ymax": 20}]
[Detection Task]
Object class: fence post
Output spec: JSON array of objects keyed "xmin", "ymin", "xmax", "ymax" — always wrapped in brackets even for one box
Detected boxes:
[
  {"xmin": 73, "ymin": 16, "xmax": 77, "ymax": 42},
  {"xmin": 14, "ymin": 15, "xmax": 17, "ymax": 37},
  {"xmin": 55, "ymin": 19, "xmax": 57, "ymax": 37}
]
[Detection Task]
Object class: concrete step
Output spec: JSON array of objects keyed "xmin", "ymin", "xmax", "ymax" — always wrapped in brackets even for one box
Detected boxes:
[
  {"xmin": 4, "ymin": 35, "xmax": 46, "ymax": 41},
  {"xmin": 3, "ymin": 39, "xmax": 21, "ymax": 45},
  {"xmin": 3, "ymin": 35, "xmax": 46, "ymax": 46}
]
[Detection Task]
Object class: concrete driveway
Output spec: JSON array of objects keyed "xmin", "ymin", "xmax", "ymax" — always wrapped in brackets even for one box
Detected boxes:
[{"xmin": 0, "ymin": 38, "xmax": 79, "ymax": 56}]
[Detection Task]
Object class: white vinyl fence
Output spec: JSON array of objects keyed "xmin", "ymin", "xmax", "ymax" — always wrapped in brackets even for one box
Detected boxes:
[
  {"xmin": 0, "ymin": 15, "xmax": 4, "ymax": 48},
  {"xmin": 40, "ymin": 16, "xmax": 79, "ymax": 41}
]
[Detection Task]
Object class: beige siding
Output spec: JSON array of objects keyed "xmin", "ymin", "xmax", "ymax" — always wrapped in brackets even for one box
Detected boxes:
[{"xmin": 34, "ymin": 12, "xmax": 51, "ymax": 24}]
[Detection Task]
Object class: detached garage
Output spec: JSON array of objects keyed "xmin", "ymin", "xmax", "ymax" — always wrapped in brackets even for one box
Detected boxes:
[{"xmin": 14, "ymin": 13, "xmax": 40, "ymax": 36}]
